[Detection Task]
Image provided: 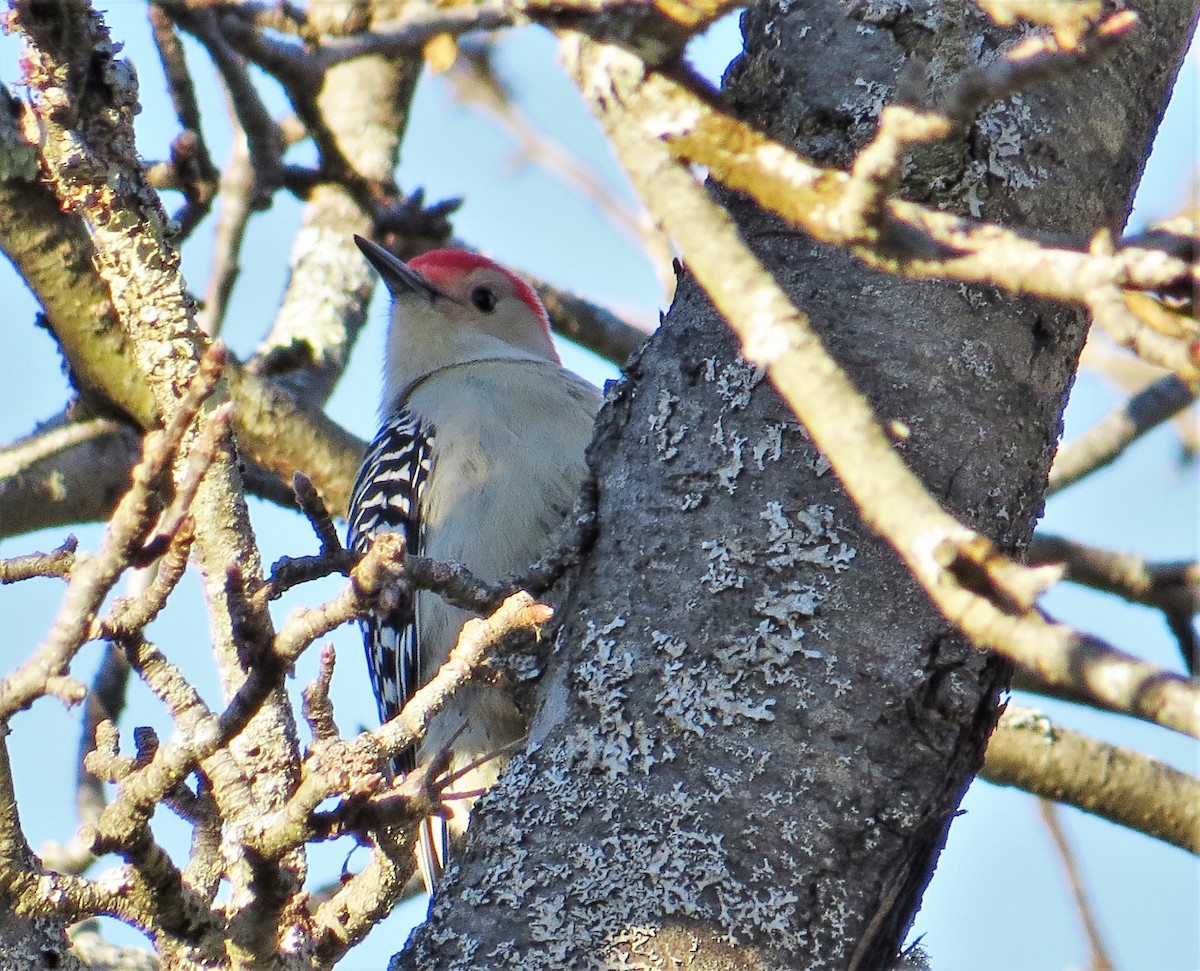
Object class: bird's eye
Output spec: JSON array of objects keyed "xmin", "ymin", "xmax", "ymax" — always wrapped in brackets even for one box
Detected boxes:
[{"xmin": 470, "ymin": 287, "xmax": 498, "ymax": 313}]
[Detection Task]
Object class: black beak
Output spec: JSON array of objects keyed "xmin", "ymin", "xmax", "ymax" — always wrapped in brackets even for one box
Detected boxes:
[{"xmin": 354, "ymin": 236, "xmax": 445, "ymax": 303}]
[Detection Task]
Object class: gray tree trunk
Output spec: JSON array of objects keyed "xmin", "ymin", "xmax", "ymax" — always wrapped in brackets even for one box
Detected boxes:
[{"xmin": 397, "ymin": 0, "xmax": 1195, "ymax": 967}]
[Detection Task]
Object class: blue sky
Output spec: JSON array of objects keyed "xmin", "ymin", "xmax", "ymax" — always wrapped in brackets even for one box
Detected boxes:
[{"xmin": 0, "ymin": 9, "xmax": 1196, "ymax": 969}]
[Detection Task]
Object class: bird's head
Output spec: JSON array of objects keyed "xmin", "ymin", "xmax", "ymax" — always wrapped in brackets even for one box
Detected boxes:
[{"xmin": 355, "ymin": 236, "xmax": 559, "ymax": 411}]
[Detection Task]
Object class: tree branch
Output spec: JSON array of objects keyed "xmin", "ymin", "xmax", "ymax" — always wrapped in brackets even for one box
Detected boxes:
[
  {"xmin": 0, "ymin": 535, "xmax": 77, "ymax": 584},
  {"xmin": 565, "ymin": 37, "xmax": 1200, "ymax": 738},
  {"xmin": 1029, "ymin": 534, "xmax": 1198, "ymax": 672},
  {"xmin": 0, "ymin": 357, "xmax": 224, "ymax": 719},
  {"xmin": 1048, "ymin": 373, "xmax": 1198, "ymax": 494},
  {"xmin": 605, "ymin": 58, "xmax": 1195, "ymax": 334},
  {"xmin": 982, "ymin": 706, "xmax": 1200, "ymax": 854}
]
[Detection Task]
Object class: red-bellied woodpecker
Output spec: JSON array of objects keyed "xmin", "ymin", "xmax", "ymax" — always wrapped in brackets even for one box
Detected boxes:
[{"xmin": 348, "ymin": 235, "xmax": 600, "ymax": 893}]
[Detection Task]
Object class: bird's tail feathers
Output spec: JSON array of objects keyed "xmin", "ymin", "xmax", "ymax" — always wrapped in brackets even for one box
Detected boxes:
[{"xmin": 417, "ymin": 815, "xmax": 449, "ymax": 896}]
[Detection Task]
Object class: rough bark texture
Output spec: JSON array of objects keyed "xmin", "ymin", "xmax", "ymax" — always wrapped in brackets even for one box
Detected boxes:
[
  {"xmin": 394, "ymin": 1, "xmax": 1194, "ymax": 969},
  {"xmin": 0, "ymin": 908, "xmax": 86, "ymax": 971}
]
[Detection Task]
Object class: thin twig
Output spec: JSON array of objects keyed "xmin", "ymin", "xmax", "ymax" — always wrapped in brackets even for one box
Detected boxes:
[
  {"xmin": 311, "ymin": 822, "xmax": 413, "ymax": 965},
  {"xmin": 220, "ymin": 0, "xmax": 314, "ymax": 41},
  {"xmin": 1037, "ymin": 800, "xmax": 1116, "ymax": 971},
  {"xmin": 256, "ymin": 473, "xmax": 358, "ymax": 606},
  {"xmin": 86, "ymin": 634, "xmax": 253, "ymax": 856},
  {"xmin": 820, "ymin": 13, "xmax": 1138, "ymax": 242},
  {"xmin": 0, "ymin": 733, "xmax": 170, "ymax": 939},
  {"xmin": 97, "ymin": 519, "xmax": 196, "ymax": 640},
  {"xmin": 250, "ymin": 592, "xmax": 551, "ymax": 861},
  {"xmin": 160, "ymin": 2, "xmax": 284, "ymax": 210},
  {"xmin": 294, "ymin": 471, "xmax": 340, "ymax": 552},
  {"xmin": 0, "ymin": 536, "xmax": 78, "ymax": 583},
  {"xmin": 38, "ymin": 636, "xmax": 132, "ymax": 876},
  {"xmin": 135, "ymin": 403, "xmax": 233, "ymax": 566},
  {"xmin": 317, "ymin": 4, "xmax": 518, "ymax": 66},
  {"xmin": 147, "ymin": 5, "xmax": 220, "ymax": 236},
  {"xmin": 197, "ymin": 121, "xmax": 252, "ymax": 336},
  {"xmin": 1122, "ymin": 290, "xmax": 1200, "ymax": 342},
  {"xmin": 302, "ymin": 645, "xmax": 340, "ymax": 743}
]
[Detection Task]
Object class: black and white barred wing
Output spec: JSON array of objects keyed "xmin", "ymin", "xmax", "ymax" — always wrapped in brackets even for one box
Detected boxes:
[{"xmin": 346, "ymin": 412, "xmax": 434, "ymax": 749}]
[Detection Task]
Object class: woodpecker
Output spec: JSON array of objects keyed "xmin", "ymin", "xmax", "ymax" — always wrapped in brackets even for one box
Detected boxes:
[{"xmin": 348, "ymin": 236, "xmax": 600, "ymax": 893}]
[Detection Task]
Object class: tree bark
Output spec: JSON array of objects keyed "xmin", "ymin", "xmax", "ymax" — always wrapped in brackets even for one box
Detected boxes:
[{"xmin": 396, "ymin": 1, "xmax": 1195, "ymax": 968}]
